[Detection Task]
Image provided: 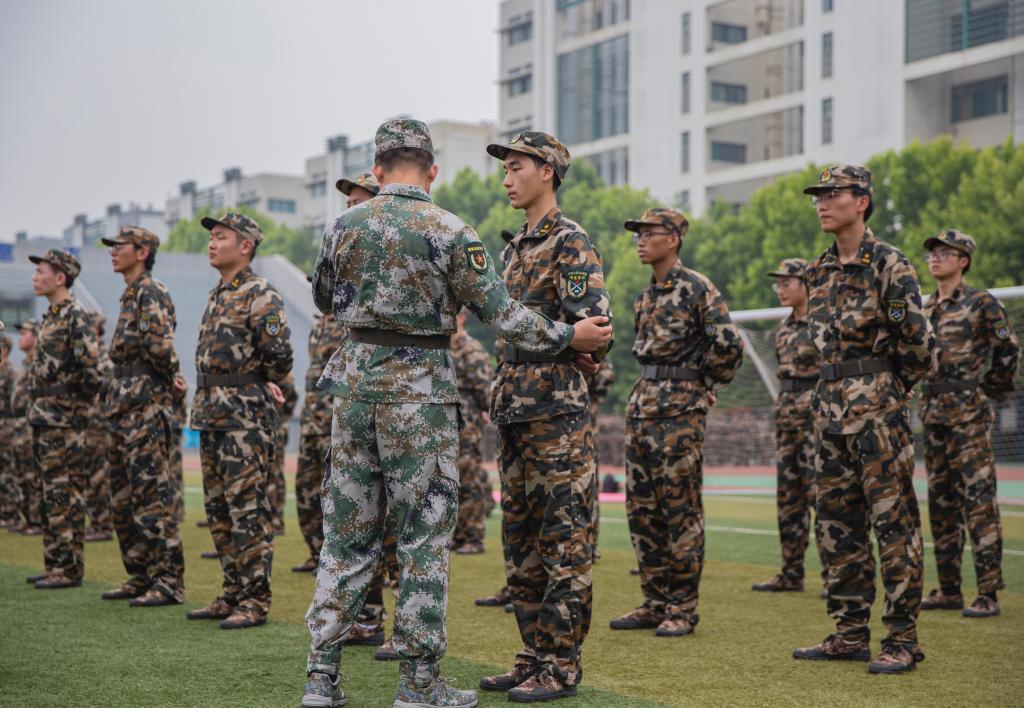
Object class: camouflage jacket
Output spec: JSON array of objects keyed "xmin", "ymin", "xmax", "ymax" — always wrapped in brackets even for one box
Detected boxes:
[
  {"xmin": 920, "ymin": 283, "xmax": 1020, "ymax": 426},
  {"xmin": 11, "ymin": 356, "xmax": 33, "ymax": 419},
  {"xmin": 773, "ymin": 312, "xmax": 819, "ymax": 431},
  {"xmin": 107, "ymin": 272, "xmax": 182, "ymax": 417},
  {"xmin": 0, "ymin": 359, "xmax": 14, "ymax": 421},
  {"xmin": 28, "ymin": 297, "xmax": 102, "ymax": 428},
  {"xmin": 89, "ymin": 344, "xmax": 114, "ymax": 431},
  {"xmin": 270, "ymin": 372, "xmax": 298, "ymax": 431},
  {"xmin": 806, "ymin": 230, "xmax": 934, "ymax": 435},
  {"xmin": 490, "ymin": 207, "xmax": 613, "ymax": 425},
  {"xmin": 312, "ymin": 183, "xmax": 573, "ymax": 405},
  {"xmin": 299, "ymin": 314, "xmax": 347, "ymax": 436},
  {"xmin": 452, "ymin": 329, "xmax": 492, "ymax": 420},
  {"xmin": 169, "ymin": 392, "xmax": 188, "ymax": 431},
  {"xmin": 627, "ymin": 259, "xmax": 743, "ymax": 418},
  {"xmin": 586, "ymin": 357, "xmax": 615, "ymax": 416},
  {"xmin": 191, "ymin": 266, "xmax": 294, "ymax": 431}
]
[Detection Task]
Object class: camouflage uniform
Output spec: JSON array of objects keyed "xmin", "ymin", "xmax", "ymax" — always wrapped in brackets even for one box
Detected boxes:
[
  {"xmin": 27, "ymin": 250, "xmax": 102, "ymax": 584},
  {"xmin": 621, "ymin": 210, "xmax": 743, "ymax": 632},
  {"xmin": 451, "ymin": 326, "xmax": 494, "ymax": 552},
  {"xmin": 84, "ymin": 313, "xmax": 114, "ymax": 538},
  {"xmin": 191, "ymin": 214, "xmax": 294, "ymax": 621},
  {"xmin": 305, "ymin": 120, "xmax": 574, "ymax": 695},
  {"xmin": 760, "ymin": 259, "xmax": 828, "ymax": 590},
  {"xmin": 168, "ymin": 393, "xmax": 188, "ymax": 523},
  {"xmin": 0, "ymin": 337, "xmax": 19, "ymax": 526},
  {"xmin": 584, "ymin": 357, "xmax": 614, "ymax": 557},
  {"xmin": 12, "ymin": 322, "xmax": 42, "ymax": 531},
  {"xmin": 268, "ymin": 373, "xmax": 298, "ymax": 536},
  {"xmin": 484, "ymin": 132, "xmax": 612, "ymax": 689},
  {"xmin": 801, "ymin": 167, "xmax": 934, "ymax": 660},
  {"xmin": 102, "ymin": 227, "xmax": 186, "ymax": 603},
  {"xmin": 919, "ymin": 231, "xmax": 1020, "ymax": 603}
]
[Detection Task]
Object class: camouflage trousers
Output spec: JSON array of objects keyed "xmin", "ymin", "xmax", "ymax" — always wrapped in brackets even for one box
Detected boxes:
[
  {"xmin": 0, "ymin": 426, "xmax": 20, "ymax": 523},
  {"xmin": 169, "ymin": 427, "xmax": 184, "ymax": 523},
  {"xmin": 453, "ymin": 417, "xmax": 488, "ymax": 549},
  {"xmin": 775, "ymin": 422, "xmax": 828, "ymax": 584},
  {"xmin": 588, "ymin": 409, "xmax": 601, "ymax": 556},
  {"xmin": 200, "ymin": 428, "xmax": 274, "ymax": 615},
  {"xmin": 498, "ymin": 410, "xmax": 595, "ymax": 687},
  {"xmin": 32, "ymin": 425, "xmax": 87, "ymax": 580},
  {"xmin": 817, "ymin": 413, "xmax": 924, "ymax": 647},
  {"xmin": 268, "ymin": 422, "xmax": 288, "ymax": 535},
  {"xmin": 85, "ymin": 422, "xmax": 113, "ymax": 533},
  {"xmin": 107, "ymin": 405, "xmax": 185, "ymax": 601},
  {"xmin": 924, "ymin": 417, "xmax": 1004, "ymax": 595},
  {"xmin": 359, "ymin": 529, "xmax": 400, "ymax": 626},
  {"xmin": 14, "ymin": 424, "xmax": 42, "ymax": 528},
  {"xmin": 625, "ymin": 413, "xmax": 706, "ymax": 621},
  {"xmin": 296, "ymin": 430, "xmax": 328, "ymax": 560},
  {"xmin": 306, "ymin": 400, "xmax": 459, "ymax": 675}
]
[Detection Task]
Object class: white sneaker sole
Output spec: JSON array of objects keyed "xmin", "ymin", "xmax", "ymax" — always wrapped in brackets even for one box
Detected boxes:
[
  {"xmin": 393, "ymin": 700, "xmax": 478, "ymax": 708},
  {"xmin": 300, "ymin": 696, "xmax": 346, "ymax": 707}
]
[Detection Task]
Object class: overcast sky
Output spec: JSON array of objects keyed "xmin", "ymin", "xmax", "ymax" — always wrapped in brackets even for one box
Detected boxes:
[{"xmin": 0, "ymin": 0, "xmax": 499, "ymax": 241}]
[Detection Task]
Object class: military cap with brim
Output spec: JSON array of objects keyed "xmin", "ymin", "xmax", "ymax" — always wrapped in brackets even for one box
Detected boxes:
[
  {"xmin": 486, "ymin": 131, "xmax": 571, "ymax": 181},
  {"xmin": 624, "ymin": 208, "xmax": 689, "ymax": 236},
  {"xmin": 336, "ymin": 172, "xmax": 380, "ymax": 196},
  {"xmin": 101, "ymin": 225, "xmax": 160, "ymax": 254},
  {"xmin": 375, "ymin": 119, "xmax": 434, "ymax": 157},
  {"xmin": 923, "ymin": 229, "xmax": 975, "ymax": 258},
  {"xmin": 15, "ymin": 319, "xmax": 38, "ymax": 334},
  {"xmin": 767, "ymin": 258, "xmax": 809, "ymax": 279},
  {"xmin": 201, "ymin": 212, "xmax": 264, "ymax": 244},
  {"xmin": 28, "ymin": 248, "xmax": 81, "ymax": 280},
  {"xmin": 803, "ymin": 165, "xmax": 873, "ymax": 195}
]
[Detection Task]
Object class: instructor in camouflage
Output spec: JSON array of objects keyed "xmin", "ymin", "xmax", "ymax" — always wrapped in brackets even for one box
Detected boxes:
[
  {"xmin": 918, "ymin": 230, "xmax": 1019, "ymax": 618},
  {"xmin": 301, "ymin": 118, "xmax": 610, "ymax": 708},
  {"xmin": 793, "ymin": 165, "xmax": 934, "ymax": 674},
  {"xmin": 12, "ymin": 320, "xmax": 43, "ymax": 535}
]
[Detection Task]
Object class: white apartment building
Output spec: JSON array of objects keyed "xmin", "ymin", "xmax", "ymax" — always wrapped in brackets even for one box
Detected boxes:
[
  {"xmin": 165, "ymin": 168, "xmax": 308, "ymax": 230},
  {"xmin": 499, "ymin": 0, "xmax": 1023, "ymax": 213},
  {"xmin": 61, "ymin": 202, "xmax": 167, "ymax": 248}
]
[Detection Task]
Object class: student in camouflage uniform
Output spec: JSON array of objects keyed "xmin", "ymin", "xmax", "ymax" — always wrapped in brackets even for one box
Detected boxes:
[
  {"xmin": 451, "ymin": 308, "xmax": 494, "ymax": 555},
  {"xmin": 478, "ymin": 130, "xmax": 612, "ymax": 702},
  {"xmin": 792, "ymin": 165, "xmax": 934, "ymax": 674},
  {"xmin": 302, "ymin": 119, "xmax": 610, "ymax": 708},
  {"xmin": 186, "ymin": 212, "xmax": 294, "ymax": 630},
  {"xmin": 267, "ymin": 372, "xmax": 298, "ymax": 536},
  {"xmin": 0, "ymin": 335, "xmax": 18, "ymax": 528},
  {"xmin": 26, "ymin": 249, "xmax": 102, "ymax": 589},
  {"xmin": 12, "ymin": 320, "xmax": 43, "ymax": 535},
  {"xmin": 610, "ymin": 208, "xmax": 743, "ymax": 638},
  {"xmin": 918, "ymin": 230, "xmax": 1020, "ymax": 618},
  {"xmin": 585, "ymin": 357, "xmax": 614, "ymax": 561},
  {"xmin": 97, "ymin": 226, "xmax": 187, "ymax": 607},
  {"xmin": 83, "ymin": 311, "xmax": 115, "ymax": 542},
  {"xmin": 753, "ymin": 258, "xmax": 828, "ymax": 593}
]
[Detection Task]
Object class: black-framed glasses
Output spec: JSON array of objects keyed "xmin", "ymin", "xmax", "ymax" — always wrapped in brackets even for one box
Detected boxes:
[
  {"xmin": 925, "ymin": 249, "xmax": 962, "ymax": 262},
  {"xmin": 107, "ymin": 243, "xmax": 138, "ymax": 255},
  {"xmin": 810, "ymin": 187, "xmax": 856, "ymax": 206},
  {"xmin": 631, "ymin": 230, "xmax": 674, "ymax": 244}
]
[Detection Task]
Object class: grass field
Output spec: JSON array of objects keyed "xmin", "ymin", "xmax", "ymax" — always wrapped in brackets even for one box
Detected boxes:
[{"xmin": 1, "ymin": 460, "xmax": 1022, "ymax": 707}]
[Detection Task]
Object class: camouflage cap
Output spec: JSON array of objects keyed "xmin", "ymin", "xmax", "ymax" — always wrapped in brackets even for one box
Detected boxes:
[
  {"xmin": 374, "ymin": 119, "xmax": 434, "ymax": 157},
  {"xmin": 28, "ymin": 248, "xmax": 81, "ymax": 280},
  {"xmin": 0, "ymin": 334, "xmax": 10, "ymax": 352},
  {"xmin": 767, "ymin": 257, "xmax": 809, "ymax": 279},
  {"xmin": 623, "ymin": 208, "xmax": 689, "ymax": 236},
  {"xmin": 201, "ymin": 212, "xmax": 264, "ymax": 244},
  {"xmin": 15, "ymin": 318, "xmax": 38, "ymax": 334},
  {"xmin": 101, "ymin": 225, "xmax": 160, "ymax": 254},
  {"xmin": 486, "ymin": 131, "xmax": 572, "ymax": 181},
  {"xmin": 336, "ymin": 172, "xmax": 380, "ymax": 196},
  {"xmin": 803, "ymin": 165, "xmax": 872, "ymax": 195},
  {"xmin": 923, "ymin": 229, "xmax": 975, "ymax": 258}
]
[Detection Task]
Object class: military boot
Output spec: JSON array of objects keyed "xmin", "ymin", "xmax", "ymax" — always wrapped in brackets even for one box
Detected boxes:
[
  {"xmin": 394, "ymin": 660, "xmax": 477, "ymax": 708},
  {"xmin": 345, "ymin": 623, "xmax": 385, "ymax": 646},
  {"xmin": 479, "ymin": 664, "xmax": 536, "ymax": 692},
  {"xmin": 609, "ymin": 605, "xmax": 662, "ymax": 630},
  {"xmin": 793, "ymin": 634, "xmax": 870, "ymax": 661},
  {"xmin": 920, "ymin": 588, "xmax": 964, "ymax": 610},
  {"xmin": 301, "ymin": 671, "xmax": 346, "ymax": 707},
  {"xmin": 506, "ymin": 669, "xmax": 576, "ymax": 703},
  {"xmin": 868, "ymin": 643, "xmax": 925, "ymax": 674},
  {"xmin": 963, "ymin": 595, "xmax": 1000, "ymax": 618},
  {"xmin": 473, "ymin": 586, "xmax": 511, "ymax": 607},
  {"xmin": 751, "ymin": 574, "xmax": 803, "ymax": 592}
]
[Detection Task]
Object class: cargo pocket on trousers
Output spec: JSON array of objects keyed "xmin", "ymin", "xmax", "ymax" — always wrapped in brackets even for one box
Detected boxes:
[{"xmin": 406, "ymin": 457, "xmax": 460, "ymax": 542}]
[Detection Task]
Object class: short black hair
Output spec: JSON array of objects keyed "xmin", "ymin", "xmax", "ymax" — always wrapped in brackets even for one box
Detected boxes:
[
  {"xmin": 375, "ymin": 147, "xmax": 434, "ymax": 174},
  {"xmin": 852, "ymin": 187, "xmax": 874, "ymax": 222},
  {"xmin": 63, "ymin": 273, "xmax": 76, "ymax": 289},
  {"xmin": 529, "ymin": 156, "xmax": 561, "ymax": 192}
]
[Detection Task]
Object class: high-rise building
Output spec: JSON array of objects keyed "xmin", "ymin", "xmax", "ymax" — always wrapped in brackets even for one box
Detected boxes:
[{"xmin": 499, "ymin": 0, "xmax": 1023, "ymax": 213}]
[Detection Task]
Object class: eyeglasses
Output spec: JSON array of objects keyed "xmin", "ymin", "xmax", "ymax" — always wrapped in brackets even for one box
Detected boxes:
[
  {"xmin": 925, "ymin": 250, "xmax": 962, "ymax": 262},
  {"xmin": 107, "ymin": 243, "xmax": 137, "ymax": 255},
  {"xmin": 632, "ymin": 230, "xmax": 674, "ymax": 244},
  {"xmin": 810, "ymin": 188, "xmax": 856, "ymax": 206},
  {"xmin": 770, "ymin": 279, "xmax": 801, "ymax": 292}
]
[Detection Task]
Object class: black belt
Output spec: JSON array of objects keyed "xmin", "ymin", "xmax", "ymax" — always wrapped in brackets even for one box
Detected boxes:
[
  {"xmin": 779, "ymin": 377, "xmax": 818, "ymax": 393},
  {"xmin": 349, "ymin": 328, "xmax": 451, "ymax": 350},
  {"xmin": 922, "ymin": 380, "xmax": 977, "ymax": 395},
  {"xmin": 502, "ymin": 343, "xmax": 573, "ymax": 364},
  {"xmin": 113, "ymin": 363, "xmax": 160, "ymax": 379},
  {"xmin": 819, "ymin": 357, "xmax": 892, "ymax": 382},
  {"xmin": 641, "ymin": 365, "xmax": 701, "ymax": 381},
  {"xmin": 196, "ymin": 372, "xmax": 265, "ymax": 388},
  {"xmin": 29, "ymin": 384, "xmax": 74, "ymax": 397}
]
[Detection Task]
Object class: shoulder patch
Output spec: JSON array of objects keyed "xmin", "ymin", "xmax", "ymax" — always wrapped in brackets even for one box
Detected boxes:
[
  {"xmin": 73, "ymin": 344, "xmax": 84, "ymax": 358},
  {"xmin": 139, "ymin": 311, "xmax": 151, "ymax": 333},
  {"xmin": 704, "ymin": 315, "xmax": 716, "ymax": 337},
  {"xmin": 565, "ymin": 269, "xmax": 589, "ymax": 300},
  {"xmin": 887, "ymin": 300, "xmax": 907, "ymax": 323},
  {"xmin": 995, "ymin": 321, "xmax": 1010, "ymax": 340},
  {"xmin": 464, "ymin": 243, "xmax": 489, "ymax": 274},
  {"xmin": 264, "ymin": 315, "xmax": 282, "ymax": 337}
]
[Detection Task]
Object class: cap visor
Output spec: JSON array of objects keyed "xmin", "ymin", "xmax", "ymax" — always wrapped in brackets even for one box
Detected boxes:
[
  {"xmin": 922, "ymin": 237, "xmax": 943, "ymax": 251},
  {"xmin": 200, "ymin": 216, "xmax": 226, "ymax": 232},
  {"xmin": 485, "ymin": 144, "xmax": 510, "ymax": 161},
  {"xmin": 100, "ymin": 237, "xmax": 127, "ymax": 247},
  {"xmin": 623, "ymin": 220, "xmax": 658, "ymax": 232},
  {"xmin": 27, "ymin": 255, "xmax": 45, "ymax": 264},
  {"xmin": 802, "ymin": 184, "xmax": 835, "ymax": 195},
  {"xmin": 336, "ymin": 179, "xmax": 354, "ymax": 195},
  {"xmin": 766, "ymin": 271, "xmax": 789, "ymax": 278}
]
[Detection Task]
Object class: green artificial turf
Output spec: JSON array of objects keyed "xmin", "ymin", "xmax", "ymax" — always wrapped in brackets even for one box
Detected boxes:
[{"xmin": 1, "ymin": 465, "xmax": 1021, "ymax": 707}]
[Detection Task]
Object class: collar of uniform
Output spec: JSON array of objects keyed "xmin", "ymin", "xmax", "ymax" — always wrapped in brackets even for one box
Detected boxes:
[
  {"xmin": 822, "ymin": 228, "xmax": 877, "ymax": 269},
  {"xmin": 121, "ymin": 271, "xmax": 152, "ymax": 302},
  {"xmin": 519, "ymin": 207, "xmax": 562, "ymax": 242},
  {"xmin": 379, "ymin": 183, "xmax": 432, "ymax": 203},
  {"xmin": 44, "ymin": 296, "xmax": 72, "ymax": 319},
  {"xmin": 220, "ymin": 265, "xmax": 254, "ymax": 292},
  {"xmin": 929, "ymin": 281, "xmax": 966, "ymax": 308},
  {"xmin": 785, "ymin": 310, "xmax": 809, "ymax": 326},
  {"xmin": 650, "ymin": 258, "xmax": 685, "ymax": 290}
]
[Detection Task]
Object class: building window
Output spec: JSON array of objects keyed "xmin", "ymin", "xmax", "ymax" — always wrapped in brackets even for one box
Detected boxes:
[
  {"xmin": 584, "ymin": 146, "xmax": 629, "ymax": 185},
  {"xmin": 711, "ymin": 21, "xmax": 747, "ymax": 44},
  {"xmin": 681, "ymin": 72, "xmax": 691, "ymax": 113},
  {"xmin": 951, "ymin": 75, "xmax": 1009, "ymax": 123},
  {"xmin": 950, "ymin": 2, "xmax": 1010, "ymax": 52},
  {"xmin": 508, "ymin": 21, "xmax": 533, "ymax": 45},
  {"xmin": 711, "ymin": 81, "xmax": 748, "ymax": 104},
  {"xmin": 822, "ymin": 98, "xmax": 833, "ymax": 144},
  {"xmin": 507, "ymin": 74, "xmax": 533, "ymax": 97},
  {"xmin": 681, "ymin": 12, "xmax": 691, "ymax": 54},
  {"xmin": 680, "ymin": 132, "xmax": 690, "ymax": 173},
  {"xmin": 268, "ymin": 198, "xmax": 296, "ymax": 213},
  {"xmin": 675, "ymin": 190, "xmax": 691, "ymax": 211},
  {"xmin": 309, "ymin": 181, "xmax": 326, "ymax": 199},
  {"xmin": 822, "ymin": 0, "xmax": 833, "ymax": 12},
  {"xmin": 822, "ymin": 32, "xmax": 833, "ymax": 78},
  {"xmin": 711, "ymin": 141, "xmax": 747, "ymax": 164},
  {"xmin": 557, "ymin": 34, "xmax": 629, "ymax": 145}
]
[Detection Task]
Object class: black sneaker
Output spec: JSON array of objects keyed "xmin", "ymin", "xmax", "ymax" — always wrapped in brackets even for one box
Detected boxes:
[{"xmin": 793, "ymin": 634, "xmax": 870, "ymax": 661}]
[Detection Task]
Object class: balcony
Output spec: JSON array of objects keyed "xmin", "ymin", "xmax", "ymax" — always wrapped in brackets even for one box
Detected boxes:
[
  {"xmin": 706, "ymin": 106, "xmax": 803, "ymax": 172},
  {"xmin": 706, "ymin": 41, "xmax": 803, "ymax": 113},
  {"xmin": 706, "ymin": 0, "xmax": 804, "ymax": 52},
  {"xmin": 906, "ymin": 0, "xmax": 1023, "ymax": 63}
]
